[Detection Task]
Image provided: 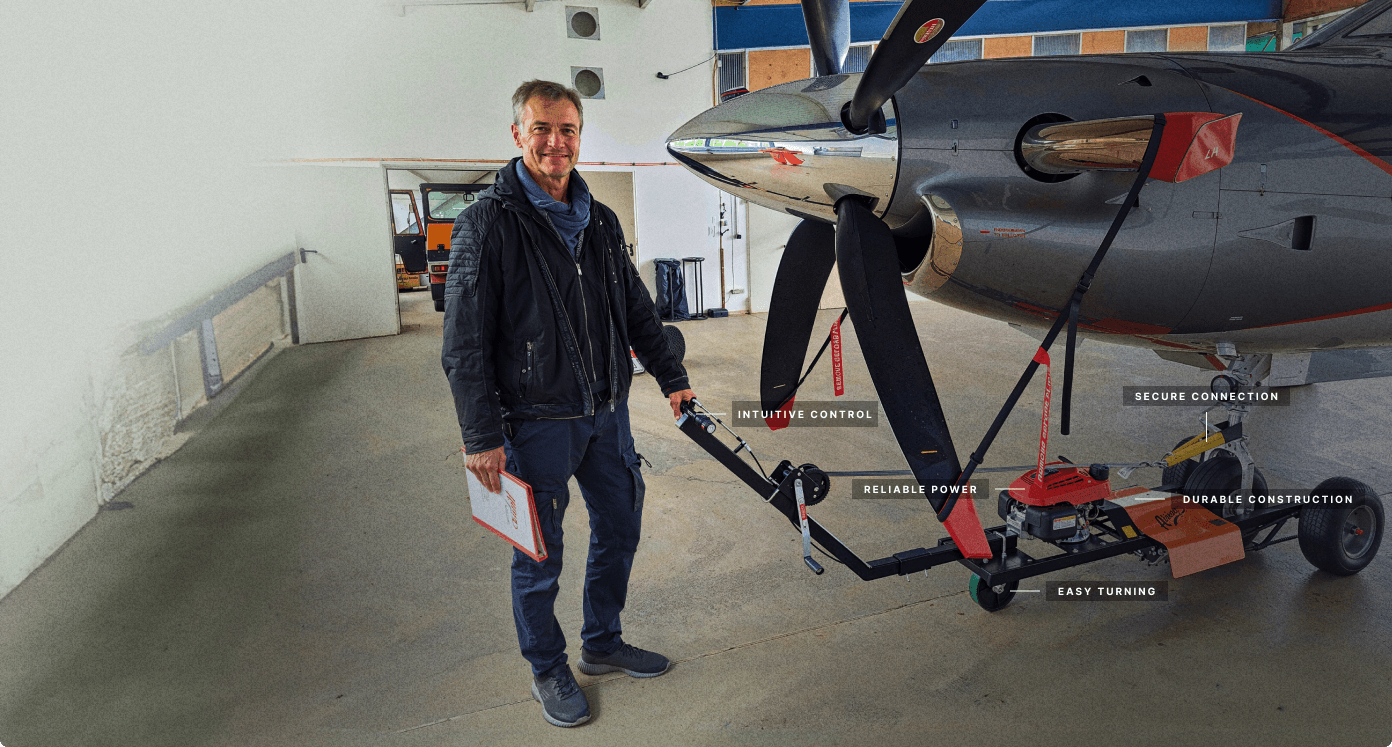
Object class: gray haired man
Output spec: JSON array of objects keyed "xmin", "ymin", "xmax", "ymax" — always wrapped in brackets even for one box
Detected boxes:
[{"xmin": 441, "ymin": 80, "xmax": 696, "ymax": 727}]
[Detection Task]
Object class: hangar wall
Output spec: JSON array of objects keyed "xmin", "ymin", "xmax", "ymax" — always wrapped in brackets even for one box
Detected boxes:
[{"xmin": 0, "ymin": 0, "xmax": 719, "ymax": 599}]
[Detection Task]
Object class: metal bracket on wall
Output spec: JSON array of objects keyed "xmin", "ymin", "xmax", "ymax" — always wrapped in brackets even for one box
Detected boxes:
[
  {"xmin": 138, "ymin": 252, "xmax": 298, "ymax": 414},
  {"xmin": 198, "ymin": 319, "xmax": 225, "ymax": 399}
]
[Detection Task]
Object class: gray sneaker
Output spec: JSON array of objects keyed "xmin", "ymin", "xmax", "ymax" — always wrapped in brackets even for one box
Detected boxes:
[
  {"xmin": 531, "ymin": 663, "xmax": 590, "ymax": 727},
  {"xmin": 577, "ymin": 642, "xmax": 672, "ymax": 678}
]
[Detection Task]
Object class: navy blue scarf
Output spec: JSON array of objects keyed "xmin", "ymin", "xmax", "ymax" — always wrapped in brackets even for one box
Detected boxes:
[{"xmin": 515, "ymin": 160, "xmax": 591, "ymax": 256}]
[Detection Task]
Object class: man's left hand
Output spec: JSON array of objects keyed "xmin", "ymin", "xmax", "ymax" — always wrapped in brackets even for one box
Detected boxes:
[{"xmin": 668, "ymin": 389, "xmax": 697, "ymax": 419}]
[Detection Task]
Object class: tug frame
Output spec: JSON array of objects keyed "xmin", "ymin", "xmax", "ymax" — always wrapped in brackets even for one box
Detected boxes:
[{"xmin": 676, "ymin": 402, "xmax": 1316, "ymax": 608}]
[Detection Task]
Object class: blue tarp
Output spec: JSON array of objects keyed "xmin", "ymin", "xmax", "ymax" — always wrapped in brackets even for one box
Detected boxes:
[{"xmin": 715, "ymin": 0, "xmax": 1283, "ymax": 51}]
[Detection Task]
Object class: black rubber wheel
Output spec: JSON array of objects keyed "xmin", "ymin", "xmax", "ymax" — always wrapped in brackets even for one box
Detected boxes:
[
  {"xmin": 1183, "ymin": 454, "xmax": 1268, "ymax": 522},
  {"xmin": 662, "ymin": 325, "xmax": 686, "ymax": 366},
  {"xmin": 1298, "ymin": 477, "xmax": 1384, "ymax": 576},
  {"xmin": 969, "ymin": 575, "xmax": 1017, "ymax": 612},
  {"xmin": 433, "ymin": 298, "xmax": 445, "ymax": 312},
  {"xmin": 1161, "ymin": 437, "xmax": 1200, "ymax": 489}
]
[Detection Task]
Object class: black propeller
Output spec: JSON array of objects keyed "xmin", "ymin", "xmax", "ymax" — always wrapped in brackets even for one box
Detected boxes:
[
  {"xmin": 756, "ymin": 0, "xmax": 994, "ymax": 556},
  {"xmin": 800, "ymin": 0, "xmax": 850, "ymax": 76},
  {"xmin": 833, "ymin": 197, "xmax": 992, "ymax": 557},
  {"xmin": 798, "ymin": 0, "xmax": 989, "ymax": 134},
  {"xmin": 833, "ymin": 198, "xmax": 958, "ymax": 484},
  {"xmin": 760, "ymin": 220, "xmax": 837, "ymax": 424}
]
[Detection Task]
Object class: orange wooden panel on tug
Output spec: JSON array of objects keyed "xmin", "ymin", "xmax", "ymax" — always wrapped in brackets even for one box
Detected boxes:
[{"xmin": 1115, "ymin": 487, "xmax": 1246, "ymax": 577}]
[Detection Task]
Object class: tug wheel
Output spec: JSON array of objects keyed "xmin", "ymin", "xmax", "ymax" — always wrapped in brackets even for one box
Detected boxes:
[
  {"xmin": 1183, "ymin": 455, "xmax": 1268, "ymax": 523},
  {"xmin": 968, "ymin": 575, "xmax": 1017, "ymax": 613},
  {"xmin": 1298, "ymin": 477, "xmax": 1383, "ymax": 576}
]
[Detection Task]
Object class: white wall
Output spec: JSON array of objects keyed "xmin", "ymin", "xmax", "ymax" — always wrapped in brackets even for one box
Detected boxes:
[{"xmin": 0, "ymin": 0, "xmax": 719, "ymax": 598}]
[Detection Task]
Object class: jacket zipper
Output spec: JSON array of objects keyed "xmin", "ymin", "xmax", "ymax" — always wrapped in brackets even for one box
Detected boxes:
[
  {"xmin": 597, "ymin": 217, "xmax": 618, "ymax": 412},
  {"xmin": 541, "ymin": 213, "xmax": 600, "ymax": 390},
  {"xmin": 525, "ymin": 341, "xmax": 533, "ymax": 392}
]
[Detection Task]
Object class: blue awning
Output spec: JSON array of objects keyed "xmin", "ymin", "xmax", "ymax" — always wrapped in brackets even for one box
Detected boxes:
[{"xmin": 715, "ymin": 0, "xmax": 1283, "ymax": 51}]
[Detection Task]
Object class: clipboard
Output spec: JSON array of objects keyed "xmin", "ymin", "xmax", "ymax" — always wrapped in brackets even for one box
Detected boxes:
[{"xmin": 467, "ymin": 468, "xmax": 547, "ymax": 562}]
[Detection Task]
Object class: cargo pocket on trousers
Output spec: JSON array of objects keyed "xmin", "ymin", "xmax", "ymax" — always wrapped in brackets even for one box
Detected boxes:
[{"xmin": 627, "ymin": 452, "xmax": 646, "ymax": 513}]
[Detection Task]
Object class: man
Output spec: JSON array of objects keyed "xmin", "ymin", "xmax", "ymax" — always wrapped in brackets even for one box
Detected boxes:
[{"xmin": 441, "ymin": 80, "xmax": 696, "ymax": 728}]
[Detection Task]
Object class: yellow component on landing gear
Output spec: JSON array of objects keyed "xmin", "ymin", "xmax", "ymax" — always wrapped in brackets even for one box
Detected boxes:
[{"xmin": 1164, "ymin": 422, "xmax": 1244, "ymax": 466}]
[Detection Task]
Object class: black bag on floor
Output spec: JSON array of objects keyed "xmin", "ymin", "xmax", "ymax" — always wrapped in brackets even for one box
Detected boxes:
[{"xmin": 653, "ymin": 258, "xmax": 689, "ymax": 321}]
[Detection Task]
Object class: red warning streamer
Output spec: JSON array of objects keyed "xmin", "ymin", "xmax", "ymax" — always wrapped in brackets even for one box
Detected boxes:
[
  {"xmin": 830, "ymin": 318, "xmax": 845, "ymax": 397},
  {"xmin": 1032, "ymin": 347, "xmax": 1051, "ymax": 484}
]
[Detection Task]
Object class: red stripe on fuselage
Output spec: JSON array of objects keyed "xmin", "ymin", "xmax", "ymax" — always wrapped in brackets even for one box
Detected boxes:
[
  {"xmin": 1225, "ymin": 89, "xmax": 1392, "ymax": 178},
  {"xmin": 1252, "ymin": 301, "xmax": 1392, "ymax": 329}
]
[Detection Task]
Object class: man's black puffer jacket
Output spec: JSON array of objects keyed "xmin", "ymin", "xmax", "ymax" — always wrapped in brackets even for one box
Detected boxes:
[{"xmin": 441, "ymin": 159, "xmax": 689, "ymax": 454}]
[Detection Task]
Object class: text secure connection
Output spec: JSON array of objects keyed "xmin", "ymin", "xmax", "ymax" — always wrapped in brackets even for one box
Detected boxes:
[
  {"xmin": 1121, "ymin": 386, "xmax": 1290, "ymax": 406},
  {"xmin": 1046, "ymin": 581, "xmax": 1169, "ymax": 601},
  {"xmin": 730, "ymin": 400, "xmax": 880, "ymax": 428},
  {"xmin": 851, "ymin": 479, "xmax": 991, "ymax": 499}
]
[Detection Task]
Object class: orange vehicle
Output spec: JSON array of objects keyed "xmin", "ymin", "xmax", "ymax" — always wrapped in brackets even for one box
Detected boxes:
[
  {"xmin": 420, "ymin": 183, "xmax": 488, "ymax": 311},
  {"xmin": 389, "ymin": 190, "xmax": 428, "ymax": 291}
]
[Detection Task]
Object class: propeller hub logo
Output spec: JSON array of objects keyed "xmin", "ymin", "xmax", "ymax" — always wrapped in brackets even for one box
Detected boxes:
[{"xmin": 914, "ymin": 18, "xmax": 945, "ymax": 44}]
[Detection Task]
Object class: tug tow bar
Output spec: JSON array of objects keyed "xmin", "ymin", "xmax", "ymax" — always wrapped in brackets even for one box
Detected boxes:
[{"xmin": 675, "ymin": 400, "xmax": 1009, "ymax": 580}]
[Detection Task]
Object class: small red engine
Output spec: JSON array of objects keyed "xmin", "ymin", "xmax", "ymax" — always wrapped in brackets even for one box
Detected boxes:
[{"xmin": 999, "ymin": 462, "xmax": 1112, "ymax": 543}]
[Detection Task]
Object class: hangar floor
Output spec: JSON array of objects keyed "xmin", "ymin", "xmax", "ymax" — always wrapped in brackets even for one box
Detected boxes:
[{"xmin": 2, "ymin": 290, "xmax": 1390, "ymax": 747}]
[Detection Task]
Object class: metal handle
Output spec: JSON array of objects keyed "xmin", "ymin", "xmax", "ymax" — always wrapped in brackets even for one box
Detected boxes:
[
  {"xmin": 795, "ymin": 478, "xmax": 824, "ymax": 575},
  {"xmin": 298, "ymin": 248, "xmax": 321, "ymax": 263}
]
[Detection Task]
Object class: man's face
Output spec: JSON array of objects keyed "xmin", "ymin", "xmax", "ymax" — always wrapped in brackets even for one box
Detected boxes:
[{"xmin": 511, "ymin": 96, "xmax": 581, "ymax": 182}]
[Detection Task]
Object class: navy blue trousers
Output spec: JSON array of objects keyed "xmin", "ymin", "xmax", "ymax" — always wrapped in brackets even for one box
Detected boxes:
[{"xmin": 503, "ymin": 398, "xmax": 645, "ymax": 676}]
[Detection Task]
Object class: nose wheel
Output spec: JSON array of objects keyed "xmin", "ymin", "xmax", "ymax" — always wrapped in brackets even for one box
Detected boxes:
[{"xmin": 1184, "ymin": 455, "xmax": 1269, "ymax": 524}]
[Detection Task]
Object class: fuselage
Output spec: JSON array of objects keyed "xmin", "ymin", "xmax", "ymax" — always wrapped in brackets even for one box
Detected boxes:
[{"xmin": 669, "ymin": 44, "xmax": 1392, "ymax": 355}]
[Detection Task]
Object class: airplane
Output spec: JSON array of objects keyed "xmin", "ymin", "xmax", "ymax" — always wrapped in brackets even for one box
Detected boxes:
[{"xmin": 665, "ymin": 0, "xmax": 1391, "ymax": 604}]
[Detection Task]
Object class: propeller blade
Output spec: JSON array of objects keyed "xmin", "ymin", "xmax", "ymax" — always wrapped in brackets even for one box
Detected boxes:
[
  {"xmin": 834, "ymin": 197, "xmax": 991, "ymax": 558},
  {"xmin": 760, "ymin": 219, "xmax": 837, "ymax": 429},
  {"xmin": 800, "ymin": 0, "xmax": 851, "ymax": 76},
  {"xmin": 843, "ymin": 0, "xmax": 987, "ymax": 133}
]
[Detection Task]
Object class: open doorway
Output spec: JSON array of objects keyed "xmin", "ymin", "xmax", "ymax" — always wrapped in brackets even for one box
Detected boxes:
[
  {"xmin": 389, "ymin": 189, "xmax": 428, "ymax": 293},
  {"xmin": 385, "ymin": 168, "xmax": 496, "ymax": 318},
  {"xmin": 381, "ymin": 165, "xmax": 639, "ymax": 319}
]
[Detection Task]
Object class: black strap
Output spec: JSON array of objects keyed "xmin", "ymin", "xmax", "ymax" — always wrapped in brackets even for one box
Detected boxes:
[
  {"xmin": 937, "ymin": 114, "xmax": 1168, "ymax": 523},
  {"xmin": 771, "ymin": 308, "xmax": 850, "ymax": 413},
  {"xmin": 1060, "ymin": 294, "xmax": 1081, "ymax": 435}
]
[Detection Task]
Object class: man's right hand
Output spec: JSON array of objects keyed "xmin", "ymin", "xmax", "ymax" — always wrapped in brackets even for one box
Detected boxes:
[{"xmin": 465, "ymin": 446, "xmax": 507, "ymax": 493}]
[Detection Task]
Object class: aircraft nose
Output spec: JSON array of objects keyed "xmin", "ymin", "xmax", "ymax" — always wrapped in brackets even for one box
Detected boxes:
[{"xmin": 666, "ymin": 75, "xmax": 898, "ymax": 223}]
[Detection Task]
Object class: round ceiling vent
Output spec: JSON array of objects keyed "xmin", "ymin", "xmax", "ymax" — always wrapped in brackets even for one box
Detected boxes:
[
  {"xmin": 571, "ymin": 67, "xmax": 604, "ymax": 99},
  {"xmin": 567, "ymin": 7, "xmax": 599, "ymax": 40}
]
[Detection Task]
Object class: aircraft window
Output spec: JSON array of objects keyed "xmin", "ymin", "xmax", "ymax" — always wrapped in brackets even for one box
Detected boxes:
[
  {"xmin": 390, "ymin": 192, "xmax": 421, "ymax": 236},
  {"xmin": 1348, "ymin": 7, "xmax": 1392, "ymax": 37}
]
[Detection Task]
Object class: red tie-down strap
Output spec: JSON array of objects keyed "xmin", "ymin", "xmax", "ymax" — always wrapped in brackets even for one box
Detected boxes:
[
  {"xmin": 830, "ymin": 317, "xmax": 845, "ymax": 397},
  {"xmin": 1032, "ymin": 347, "xmax": 1052, "ymax": 484}
]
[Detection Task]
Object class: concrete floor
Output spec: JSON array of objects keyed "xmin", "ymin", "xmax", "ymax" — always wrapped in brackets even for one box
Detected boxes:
[{"xmin": 2, "ymin": 289, "xmax": 1390, "ymax": 747}]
